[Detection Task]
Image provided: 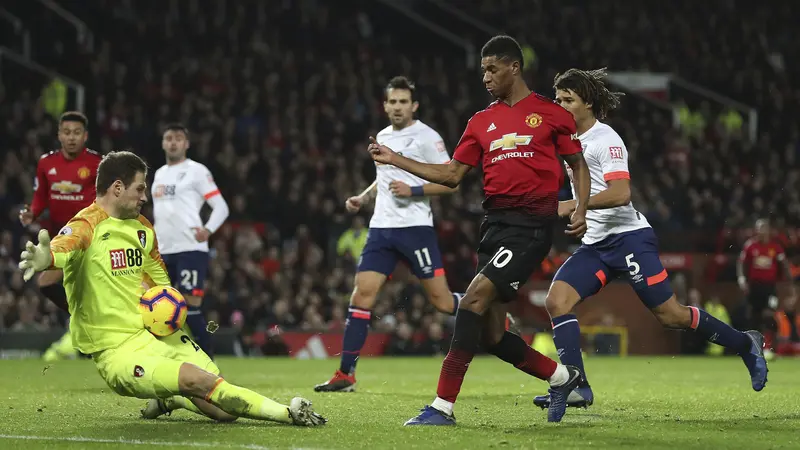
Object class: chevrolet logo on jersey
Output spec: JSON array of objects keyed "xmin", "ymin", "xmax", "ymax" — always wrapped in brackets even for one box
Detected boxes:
[
  {"xmin": 51, "ymin": 181, "xmax": 83, "ymax": 194},
  {"xmin": 489, "ymin": 133, "xmax": 533, "ymax": 151}
]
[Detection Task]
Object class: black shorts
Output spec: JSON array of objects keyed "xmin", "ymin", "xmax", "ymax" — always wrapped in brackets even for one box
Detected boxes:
[
  {"xmin": 476, "ymin": 221, "xmax": 553, "ymax": 303},
  {"xmin": 748, "ymin": 282, "xmax": 778, "ymax": 312}
]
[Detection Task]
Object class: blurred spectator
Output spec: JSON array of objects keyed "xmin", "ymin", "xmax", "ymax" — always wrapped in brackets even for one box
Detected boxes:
[
  {"xmin": 773, "ymin": 296, "xmax": 800, "ymax": 356},
  {"xmin": 1, "ymin": 0, "xmax": 798, "ymax": 343},
  {"xmin": 416, "ymin": 322, "xmax": 449, "ymax": 356},
  {"xmin": 336, "ymin": 216, "xmax": 368, "ymax": 262},
  {"xmin": 385, "ymin": 322, "xmax": 417, "ymax": 356}
]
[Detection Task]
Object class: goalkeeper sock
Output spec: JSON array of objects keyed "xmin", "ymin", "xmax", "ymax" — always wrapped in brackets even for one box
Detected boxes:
[
  {"xmin": 186, "ymin": 305, "xmax": 213, "ymax": 358},
  {"xmin": 551, "ymin": 314, "xmax": 589, "ymax": 386},
  {"xmin": 40, "ymin": 283, "xmax": 68, "ymax": 312},
  {"xmin": 339, "ymin": 307, "xmax": 371, "ymax": 375},
  {"xmin": 206, "ymin": 379, "xmax": 291, "ymax": 423},
  {"xmin": 164, "ymin": 396, "xmax": 204, "ymax": 415},
  {"xmin": 487, "ymin": 331, "xmax": 557, "ymax": 381}
]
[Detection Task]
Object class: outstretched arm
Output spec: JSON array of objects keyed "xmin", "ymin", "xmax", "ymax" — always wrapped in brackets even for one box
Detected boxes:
[{"xmin": 368, "ymin": 137, "xmax": 472, "ymax": 188}]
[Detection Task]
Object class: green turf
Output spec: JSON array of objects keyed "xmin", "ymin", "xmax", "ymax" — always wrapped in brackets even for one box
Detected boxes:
[{"xmin": 0, "ymin": 356, "xmax": 797, "ymax": 449}]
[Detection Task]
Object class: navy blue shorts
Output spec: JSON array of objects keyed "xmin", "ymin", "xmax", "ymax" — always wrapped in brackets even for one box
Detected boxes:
[
  {"xmin": 553, "ymin": 228, "xmax": 673, "ymax": 308},
  {"xmin": 162, "ymin": 251, "xmax": 209, "ymax": 297},
  {"xmin": 358, "ymin": 227, "xmax": 444, "ymax": 279}
]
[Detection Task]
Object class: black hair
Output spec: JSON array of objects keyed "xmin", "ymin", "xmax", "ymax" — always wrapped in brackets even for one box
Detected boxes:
[
  {"xmin": 553, "ymin": 68, "xmax": 624, "ymax": 119},
  {"xmin": 96, "ymin": 151, "xmax": 148, "ymax": 193},
  {"xmin": 385, "ymin": 76, "xmax": 416, "ymax": 102},
  {"xmin": 59, "ymin": 111, "xmax": 88, "ymax": 128},
  {"xmin": 481, "ymin": 35, "xmax": 524, "ymax": 70},
  {"xmin": 163, "ymin": 122, "xmax": 190, "ymax": 139}
]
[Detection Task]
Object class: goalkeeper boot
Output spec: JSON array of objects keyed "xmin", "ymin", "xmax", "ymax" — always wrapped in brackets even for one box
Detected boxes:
[
  {"xmin": 288, "ymin": 397, "xmax": 327, "ymax": 426},
  {"xmin": 141, "ymin": 399, "xmax": 170, "ymax": 419},
  {"xmin": 43, "ymin": 331, "xmax": 78, "ymax": 362},
  {"xmin": 404, "ymin": 405, "xmax": 456, "ymax": 426},
  {"xmin": 547, "ymin": 365, "xmax": 584, "ymax": 423},
  {"xmin": 314, "ymin": 370, "xmax": 356, "ymax": 392},
  {"xmin": 741, "ymin": 330, "xmax": 768, "ymax": 391},
  {"xmin": 533, "ymin": 385, "xmax": 594, "ymax": 409}
]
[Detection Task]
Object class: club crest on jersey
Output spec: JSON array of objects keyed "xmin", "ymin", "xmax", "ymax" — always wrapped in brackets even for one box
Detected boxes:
[
  {"xmin": 137, "ymin": 230, "xmax": 147, "ymax": 248},
  {"xmin": 489, "ymin": 133, "xmax": 533, "ymax": 151},
  {"xmin": 133, "ymin": 365, "xmax": 145, "ymax": 378},
  {"xmin": 77, "ymin": 167, "xmax": 91, "ymax": 179},
  {"xmin": 524, "ymin": 113, "xmax": 542, "ymax": 129}
]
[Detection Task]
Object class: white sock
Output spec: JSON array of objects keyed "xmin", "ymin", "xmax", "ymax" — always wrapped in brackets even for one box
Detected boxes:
[
  {"xmin": 431, "ymin": 397, "xmax": 454, "ymax": 416},
  {"xmin": 548, "ymin": 364, "xmax": 569, "ymax": 387}
]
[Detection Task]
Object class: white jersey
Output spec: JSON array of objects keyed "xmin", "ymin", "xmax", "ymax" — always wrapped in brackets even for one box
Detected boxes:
[
  {"xmin": 565, "ymin": 121, "xmax": 650, "ymax": 245},
  {"xmin": 151, "ymin": 159, "xmax": 222, "ymax": 254},
  {"xmin": 370, "ymin": 121, "xmax": 451, "ymax": 228}
]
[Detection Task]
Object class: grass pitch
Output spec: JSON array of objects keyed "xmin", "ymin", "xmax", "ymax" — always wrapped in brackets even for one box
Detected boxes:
[{"xmin": 0, "ymin": 356, "xmax": 798, "ymax": 449}]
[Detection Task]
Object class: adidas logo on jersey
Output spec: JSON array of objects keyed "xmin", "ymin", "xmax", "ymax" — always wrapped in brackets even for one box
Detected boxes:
[
  {"xmin": 48, "ymin": 167, "xmax": 57, "ymax": 175},
  {"xmin": 487, "ymin": 123, "xmax": 497, "ymax": 132},
  {"xmin": 510, "ymin": 281, "xmax": 520, "ymax": 290}
]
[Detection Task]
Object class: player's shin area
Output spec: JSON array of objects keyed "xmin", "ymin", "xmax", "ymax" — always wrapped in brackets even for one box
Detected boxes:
[{"xmin": 177, "ymin": 362, "xmax": 293, "ymax": 423}]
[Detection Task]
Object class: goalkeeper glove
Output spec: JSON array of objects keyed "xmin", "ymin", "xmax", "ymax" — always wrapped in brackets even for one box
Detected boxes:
[{"xmin": 19, "ymin": 229, "xmax": 53, "ymax": 281}]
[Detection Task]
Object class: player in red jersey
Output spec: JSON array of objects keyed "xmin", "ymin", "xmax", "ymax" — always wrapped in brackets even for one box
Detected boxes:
[
  {"xmin": 369, "ymin": 35, "xmax": 591, "ymax": 424},
  {"xmin": 19, "ymin": 111, "xmax": 101, "ymax": 360},
  {"xmin": 737, "ymin": 219, "xmax": 796, "ymax": 332}
]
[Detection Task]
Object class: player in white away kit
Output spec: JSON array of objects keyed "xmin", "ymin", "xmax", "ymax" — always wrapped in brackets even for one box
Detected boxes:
[
  {"xmin": 315, "ymin": 76, "xmax": 464, "ymax": 392},
  {"xmin": 151, "ymin": 123, "xmax": 230, "ymax": 357},
  {"xmin": 532, "ymin": 68, "xmax": 767, "ymax": 409}
]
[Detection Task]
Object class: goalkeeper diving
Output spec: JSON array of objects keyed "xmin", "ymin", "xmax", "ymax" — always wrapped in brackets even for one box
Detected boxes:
[{"xmin": 19, "ymin": 150, "xmax": 326, "ymax": 426}]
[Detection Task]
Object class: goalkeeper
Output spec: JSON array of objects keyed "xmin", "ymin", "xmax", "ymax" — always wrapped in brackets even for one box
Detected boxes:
[{"xmin": 19, "ymin": 151, "xmax": 326, "ymax": 426}]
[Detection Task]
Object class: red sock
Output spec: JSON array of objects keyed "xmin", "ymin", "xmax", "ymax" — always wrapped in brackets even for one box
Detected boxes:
[
  {"xmin": 436, "ymin": 309, "xmax": 483, "ymax": 403},
  {"xmin": 436, "ymin": 348, "xmax": 475, "ymax": 402},
  {"xmin": 488, "ymin": 331, "xmax": 557, "ymax": 380},
  {"xmin": 515, "ymin": 345, "xmax": 557, "ymax": 380}
]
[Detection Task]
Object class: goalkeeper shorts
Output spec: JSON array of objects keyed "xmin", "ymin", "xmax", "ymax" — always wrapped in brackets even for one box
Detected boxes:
[{"xmin": 93, "ymin": 328, "xmax": 219, "ymax": 399}]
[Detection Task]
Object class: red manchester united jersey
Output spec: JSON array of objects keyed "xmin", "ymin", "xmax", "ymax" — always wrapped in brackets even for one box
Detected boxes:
[
  {"xmin": 453, "ymin": 93, "xmax": 581, "ymax": 220},
  {"xmin": 739, "ymin": 238, "xmax": 786, "ymax": 284},
  {"xmin": 32, "ymin": 148, "xmax": 102, "ymax": 233}
]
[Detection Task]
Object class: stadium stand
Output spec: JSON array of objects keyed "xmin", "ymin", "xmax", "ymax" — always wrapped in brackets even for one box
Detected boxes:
[{"xmin": 0, "ymin": 0, "xmax": 796, "ymax": 356}]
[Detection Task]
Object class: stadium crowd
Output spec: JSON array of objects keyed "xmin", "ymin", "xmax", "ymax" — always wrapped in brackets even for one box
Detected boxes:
[{"xmin": 0, "ymin": 1, "xmax": 797, "ymax": 354}]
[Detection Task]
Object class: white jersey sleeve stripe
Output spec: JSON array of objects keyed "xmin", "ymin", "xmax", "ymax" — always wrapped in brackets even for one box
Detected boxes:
[{"xmin": 566, "ymin": 121, "xmax": 650, "ymax": 245}]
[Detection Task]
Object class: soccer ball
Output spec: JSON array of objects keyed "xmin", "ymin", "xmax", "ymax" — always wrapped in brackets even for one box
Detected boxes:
[{"xmin": 139, "ymin": 286, "xmax": 188, "ymax": 337}]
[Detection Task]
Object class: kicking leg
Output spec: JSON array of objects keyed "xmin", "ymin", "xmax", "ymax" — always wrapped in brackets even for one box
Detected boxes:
[
  {"xmin": 315, "ymin": 271, "xmax": 385, "ymax": 392},
  {"xmin": 142, "ymin": 396, "xmax": 237, "ymax": 422},
  {"xmin": 651, "ymin": 296, "xmax": 767, "ymax": 391},
  {"xmin": 179, "ymin": 363, "xmax": 326, "ymax": 426}
]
